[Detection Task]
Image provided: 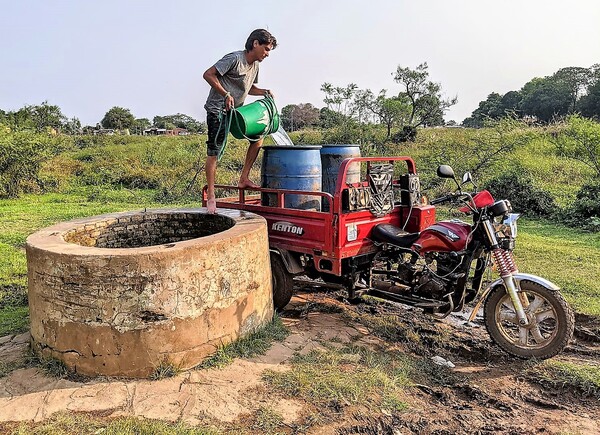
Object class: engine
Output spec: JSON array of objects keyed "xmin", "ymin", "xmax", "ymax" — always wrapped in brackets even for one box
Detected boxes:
[{"xmin": 412, "ymin": 252, "xmax": 465, "ymax": 300}]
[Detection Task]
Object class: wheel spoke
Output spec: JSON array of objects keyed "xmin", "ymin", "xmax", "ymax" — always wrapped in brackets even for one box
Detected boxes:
[
  {"xmin": 518, "ymin": 327, "xmax": 529, "ymax": 345},
  {"xmin": 527, "ymin": 294, "xmax": 545, "ymax": 313},
  {"xmin": 530, "ymin": 325, "xmax": 545, "ymax": 343},
  {"xmin": 499, "ymin": 311, "xmax": 518, "ymax": 324},
  {"xmin": 535, "ymin": 308, "xmax": 556, "ymax": 323}
]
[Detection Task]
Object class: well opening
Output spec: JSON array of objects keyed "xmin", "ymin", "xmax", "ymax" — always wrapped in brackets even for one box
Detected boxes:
[{"xmin": 63, "ymin": 212, "xmax": 235, "ymax": 248}]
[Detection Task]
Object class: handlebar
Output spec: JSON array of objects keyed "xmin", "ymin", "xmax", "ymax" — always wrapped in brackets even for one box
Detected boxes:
[
  {"xmin": 430, "ymin": 194, "xmax": 456, "ymax": 205},
  {"xmin": 430, "ymin": 192, "xmax": 475, "ymax": 206}
]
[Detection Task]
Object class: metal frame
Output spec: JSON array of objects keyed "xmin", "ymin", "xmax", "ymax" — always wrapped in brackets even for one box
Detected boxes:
[{"xmin": 202, "ymin": 156, "xmax": 433, "ymax": 276}]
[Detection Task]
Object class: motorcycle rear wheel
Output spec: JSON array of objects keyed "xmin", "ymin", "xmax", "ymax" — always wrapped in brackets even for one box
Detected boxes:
[{"xmin": 484, "ymin": 280, "xmax": 574, "ymax": 359}]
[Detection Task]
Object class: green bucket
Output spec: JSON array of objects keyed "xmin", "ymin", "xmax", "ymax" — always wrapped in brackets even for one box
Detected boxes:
[{"xmin": 230, "ymin": 98, "xmax": 280, "ymax": 140}]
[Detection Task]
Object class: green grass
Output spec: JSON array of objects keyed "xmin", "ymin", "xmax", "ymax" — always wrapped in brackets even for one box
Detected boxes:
[
  {"xmin": 249, "ymin": 406, "xmax": 286, "ymax": 434},
  {"xmin": 1, "ymin": 411, "xmax": 220, "ymax": 435},
  {"xmin": 0, "ymin": 305, "xmax": 28, "ymax": 336},
  {"xmin": 523, "ymin": 360, "xmax": 600, "ymax": 398},
  {"xmin": 515, "ymin": 219, "xmax": 600, "ymax": 315},
  {"xmin": 262, "ymin": 344, "xmax": 413, "ymax": 413},
  {"xmin": 198, "ymin": 315, "xmax": 289, "ymax": 369}
]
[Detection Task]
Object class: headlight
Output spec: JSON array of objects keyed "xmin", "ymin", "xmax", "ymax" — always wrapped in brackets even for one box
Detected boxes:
[{"xmin": 499, "ymin": 213, "xmax": 520, "ymax": 238}]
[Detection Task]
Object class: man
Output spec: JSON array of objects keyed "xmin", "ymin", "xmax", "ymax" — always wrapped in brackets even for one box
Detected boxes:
[{"xmin": 203, "ymin": 29, "xmax": 277, "ymax": 214}]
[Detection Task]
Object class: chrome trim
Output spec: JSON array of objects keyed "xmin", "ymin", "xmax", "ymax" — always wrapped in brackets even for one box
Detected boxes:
[{"xmin": 482, "ymin": 273, "xmax": 560, "ymax": 294}]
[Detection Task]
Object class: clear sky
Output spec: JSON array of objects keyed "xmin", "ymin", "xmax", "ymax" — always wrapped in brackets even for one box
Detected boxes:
[{"xmin": 1, "ymin": 0, "xmax": 599, "ymax": 125}]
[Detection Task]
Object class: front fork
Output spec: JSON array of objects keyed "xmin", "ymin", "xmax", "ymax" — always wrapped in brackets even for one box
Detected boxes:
[
  {"xmin": 475, "ymin": 220, "xmax": 530, "ymax": 326},
  {"xmin": 501, "ymin": 275, "xmax": 529, "ymax": 326}
]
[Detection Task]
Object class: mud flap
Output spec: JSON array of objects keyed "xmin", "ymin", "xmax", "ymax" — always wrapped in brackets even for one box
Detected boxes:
[{"xmin": 270, "ymin": 248, "xmax": 303, "ymax": 274}]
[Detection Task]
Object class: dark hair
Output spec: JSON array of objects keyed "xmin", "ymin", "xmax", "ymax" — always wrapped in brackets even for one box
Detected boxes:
[{"xmin": 245, "ymin": 29, "xmax": 277, "ymax": 52}]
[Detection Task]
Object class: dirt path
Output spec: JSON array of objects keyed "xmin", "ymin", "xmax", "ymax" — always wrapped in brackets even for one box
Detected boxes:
[{"xmin": 1, "ymin": 289, "xmax": 599, "ymax": 434}]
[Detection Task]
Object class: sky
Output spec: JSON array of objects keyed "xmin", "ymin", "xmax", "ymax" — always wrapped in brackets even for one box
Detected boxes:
[{"xmin": 1, "ymin": 0, "xmax": 599, "ymax": 125}]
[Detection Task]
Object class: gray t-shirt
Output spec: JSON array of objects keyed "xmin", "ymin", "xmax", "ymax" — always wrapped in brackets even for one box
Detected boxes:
[{"xmin": 204, "ymin": 50, "xmax": 259, "ymax": 114}]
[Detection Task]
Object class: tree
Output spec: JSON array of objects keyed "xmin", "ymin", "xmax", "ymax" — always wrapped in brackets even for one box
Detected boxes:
[
  {"xmin": 462, "ymin": 93, "xmax": 504, "ymax": 127},
  {"xmin": 319, "ymin": 107, "xmax": 347, "ymax": 129},
  {"xmin": 132, "ymin": 118, "xmax": 151, "ymax": 135},
  {"xmin": 63, "ymin": 117, "xmax": 82, "ymax": 135},
  {"xmin": 28, "ymin": 101, "xmax": 67, "ymax": 132},
  {"xmin": 519, "ymin": 76, "xmax": 571, "ymax": 123},
  {"xmin": 101, "ymin": 107, "xmax": 135, "ymax": 130},
  {"xmin": 320, "ymin": 83, "xmax": 360, "ymax": 136},
  {"xmin": 281, "ymin": 103, "xmax": 320, "ymax": 131},
  {"xmin": 358, "ymin": 90, "xmax": 410, "ymax": 139},
  {"xmin": 578, "ymin": 77, "xmax": 600, "ymax": 120},
  {"xmin": 552, "ymin": 67, "xmax": 592, "ymax": 113},
  {"xmin": 153, "ymin": 113, "xmax": 205, "ymax": 133},
  {"xmin": 393, "ymin": 62, "xmax": 457, "ymax": 128}
]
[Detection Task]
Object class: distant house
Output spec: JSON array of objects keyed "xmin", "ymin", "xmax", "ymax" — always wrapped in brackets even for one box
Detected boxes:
[
  {"xmin": 172, "ymin": 128, "xmax": 190, "ymax": 136},
  {"xmin": 143, "ymin": 127, "xmax": 190, "ymax": 136},
  {"xmin": 143, "ymin": 127, "xmax": 168, "ymax": 135},
  {"xmin": 93, "ymin": 128, "xmax": 115, "ymax": 135}
]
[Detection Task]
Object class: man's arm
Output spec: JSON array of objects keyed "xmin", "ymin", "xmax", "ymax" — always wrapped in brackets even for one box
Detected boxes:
[
  {"xmin": 203, "ymin": 66, "xmax": 234, "ymax": 110},
  {"xmin": 249, "ymin": 84, "xmax": 274, "ymax": 99}
]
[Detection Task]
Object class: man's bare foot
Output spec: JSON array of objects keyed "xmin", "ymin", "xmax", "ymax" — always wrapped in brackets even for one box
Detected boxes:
[
  {"xmin": 207, "ymin": 198, "xmax": 217, "ymax": 214},
  {"xmin": 238, "ymin": 179, "xmax": 260, "ymax": 189}
]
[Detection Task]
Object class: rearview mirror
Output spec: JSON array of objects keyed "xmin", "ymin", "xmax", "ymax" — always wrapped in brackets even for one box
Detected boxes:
[
  {"xmin": 462, "ymin": 172, "xmax": 473, "ymax": 184},
  {"xmin": 437, "ymin": 165, "xmax": 455, "ymax": 179}
]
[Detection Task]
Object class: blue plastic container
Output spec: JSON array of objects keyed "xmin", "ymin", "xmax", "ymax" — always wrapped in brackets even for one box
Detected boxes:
[
  {"xmin": 261, "ymin": 146, "xmax": 322, "ymax": 211},
  {"xmin": 320, "ymin": 144, "xmax": 361, "ymax": 211}
]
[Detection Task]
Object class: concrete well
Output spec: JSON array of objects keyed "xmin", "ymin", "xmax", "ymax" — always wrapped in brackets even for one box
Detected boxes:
[{"xmin": 26, "ymin": 208, "xmax": 273, "ymax": 378}]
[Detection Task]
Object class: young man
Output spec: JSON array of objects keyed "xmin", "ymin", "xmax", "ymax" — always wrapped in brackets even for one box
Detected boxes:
[{"xmin": 203, "ymin": 29, "xmax": 277, "ymax": 214}]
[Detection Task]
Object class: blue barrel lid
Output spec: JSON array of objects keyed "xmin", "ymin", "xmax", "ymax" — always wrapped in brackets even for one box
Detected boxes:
[
  {"xmin": 320, "ymin": 144, "xmax": 360, "ymax": 148},
  {"xmin": 263, "ymin": 145, "xmax": 322, "ymax": 150}
]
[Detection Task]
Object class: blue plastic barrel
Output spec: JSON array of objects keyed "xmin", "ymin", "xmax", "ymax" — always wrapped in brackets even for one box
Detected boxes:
[
  {"xmin": 261, "ymin": 146, "xmax": 322, "ymax": 211},
  {"xmin": 320, "ymin": 144, "xmax": 361, "ymax": 211}
]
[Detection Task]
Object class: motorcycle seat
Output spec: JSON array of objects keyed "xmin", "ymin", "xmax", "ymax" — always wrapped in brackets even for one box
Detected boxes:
[{"xmin": 371, "ymin": 224, "xmax": 420, "ymax": 248}]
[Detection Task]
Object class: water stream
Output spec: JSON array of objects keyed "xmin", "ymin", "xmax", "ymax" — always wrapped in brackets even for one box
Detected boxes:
[{"xmin": 270, "ymin": 126, "xmax": 294, "ymax": 146}]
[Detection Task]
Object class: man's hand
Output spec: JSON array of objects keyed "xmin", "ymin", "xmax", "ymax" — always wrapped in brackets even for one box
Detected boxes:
[
  {"xmin": 225, "ymin": 94, "xmax": 234, "ymax": 111},
  {"xmin": 264, "ymin": 89, "xmax": 275, "ymax": 99}
]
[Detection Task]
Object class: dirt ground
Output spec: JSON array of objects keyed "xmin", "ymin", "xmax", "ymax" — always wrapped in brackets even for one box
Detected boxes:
[{"xmin": 1, "ymin": 286, "xmax": 599, "ymax": 434}]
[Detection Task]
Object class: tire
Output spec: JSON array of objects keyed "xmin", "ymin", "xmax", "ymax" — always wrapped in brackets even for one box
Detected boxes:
[
  {"xmin": 484, "ymin": 280, "xmax": 574, "ymax": 359},
  {"xmin": 271, "ymin": 254, "xmax": 294, "ymax": 311}
]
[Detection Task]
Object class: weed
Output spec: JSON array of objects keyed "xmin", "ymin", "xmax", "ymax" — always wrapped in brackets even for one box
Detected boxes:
[
  {"xmin": 251, "ymin": 406, "xmax": 285, "ymax": 434},
  {"xmin": 150, "ymin": 359, "xmax": 181, "ymax": 380},
  {"xmin": 198, "ymin": 315, "xmax": 289, "ymax": 369},
  {"xmin": 25, "ymin": 351, "xmax": 71, "ymax": 379},
  {"xmin": 3, "ymin": 411, "xmax": 220, "ymax": 435},
  {"xmin": 262, "ymin": 344, "xmax": 411, "ymax": 413},
  {"xmin": 0, "ymin": 360, "xmax": 24, "ymax": 378},
  {"xmin": 523, "ymin": 360, "xmax": 600, "ymax": 398}
]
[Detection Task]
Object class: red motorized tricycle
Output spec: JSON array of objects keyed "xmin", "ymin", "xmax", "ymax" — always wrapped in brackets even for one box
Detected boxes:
[{"xmin": 204, "ymin": 156, "xmax": 573, "ymax": 359}]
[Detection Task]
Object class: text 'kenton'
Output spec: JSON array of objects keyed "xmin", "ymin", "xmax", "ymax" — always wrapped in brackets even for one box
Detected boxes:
[{"xmin": 272, "ymin": 221, "xmax": 304, "ymax": 235}]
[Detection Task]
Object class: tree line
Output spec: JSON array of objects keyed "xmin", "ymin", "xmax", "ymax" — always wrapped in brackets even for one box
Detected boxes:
[
  {"xmin": 463, "ymin": 65, "xmax": 600, "ymax": 127},
  {"xmin": 0, "ymin": 103, "xmax": 207, "ymax": 135}
]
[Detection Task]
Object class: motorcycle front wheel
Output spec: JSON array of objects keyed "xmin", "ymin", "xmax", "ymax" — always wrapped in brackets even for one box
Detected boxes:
[{"xmin": 484, "ymin": 280, "xmax": 574, "ymax": 359}]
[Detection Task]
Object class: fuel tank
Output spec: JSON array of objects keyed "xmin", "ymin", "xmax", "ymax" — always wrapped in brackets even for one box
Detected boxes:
[{"xmin": 413, "ymin": 220, "xmax": 472, "ymax": 253}]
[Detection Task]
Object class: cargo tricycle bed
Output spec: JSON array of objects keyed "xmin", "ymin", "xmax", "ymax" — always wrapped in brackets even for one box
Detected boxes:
[{"xmin": 202, "ymin": 156, "xmax": 435, "ymax": 309}]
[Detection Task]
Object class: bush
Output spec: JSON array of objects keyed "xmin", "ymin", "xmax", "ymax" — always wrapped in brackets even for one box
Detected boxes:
[
  {"xmin": 0, "ymin": 131, "xmax": 72, "ymax": 198},
  {"xmin": 564, "ymin": 181, "xmax": 600, "ymax": 231},
  {"xmin": 391, "ymin": 125, "xmax": 418, "ymax": 143},
  {"xmin": 484, "ymin": 170, "xmax": 556, "ymax": 217}
]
